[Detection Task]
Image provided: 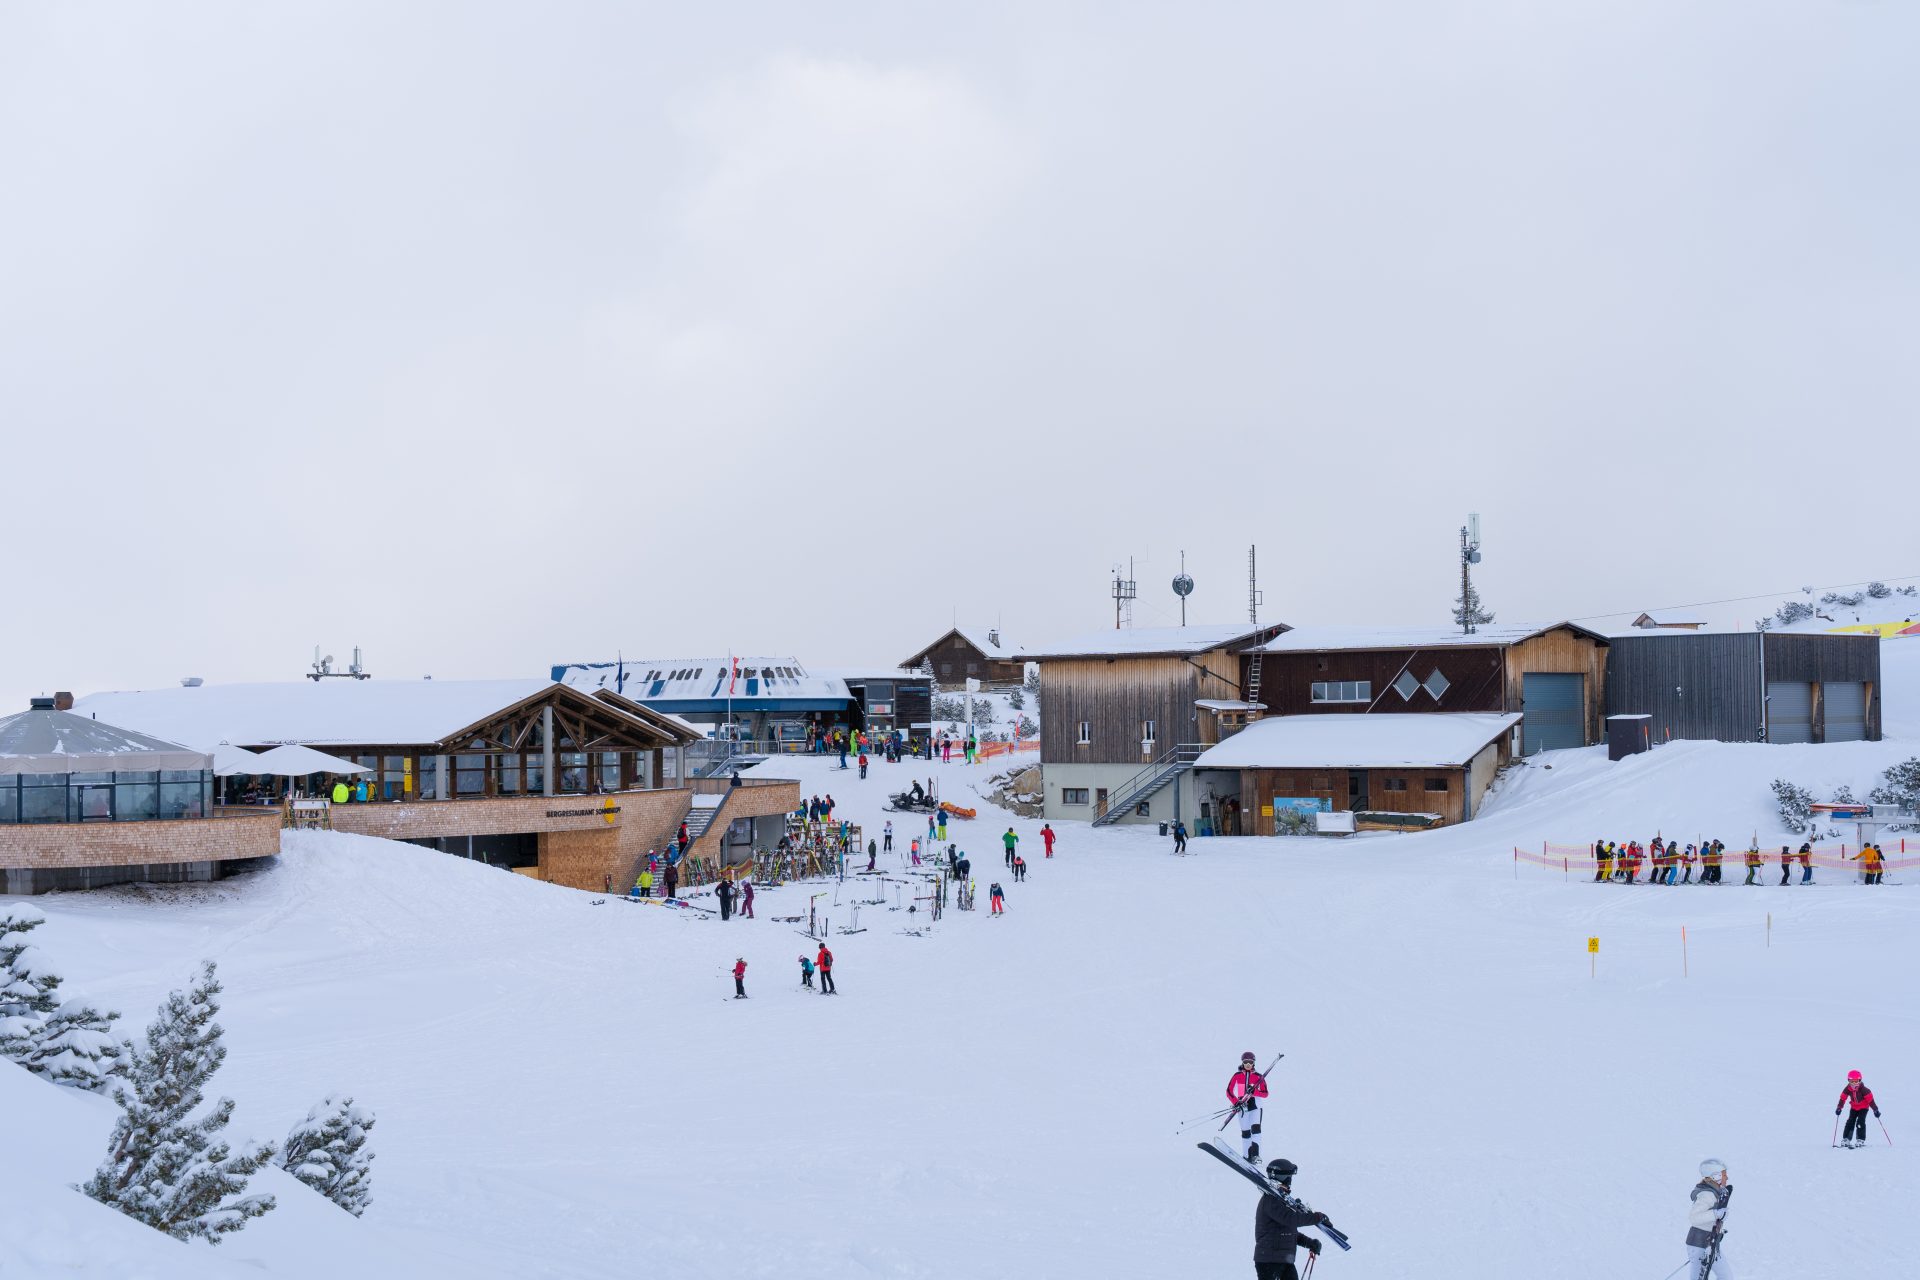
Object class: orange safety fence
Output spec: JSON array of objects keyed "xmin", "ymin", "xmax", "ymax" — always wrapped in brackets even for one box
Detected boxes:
[
  {"xmin": 975, "ymin": 738, "xmax": 1039, "ymax": 761},
  {"xmin": 1516, "ymin": 840, "xmax": 1918, "ymax": 874}
]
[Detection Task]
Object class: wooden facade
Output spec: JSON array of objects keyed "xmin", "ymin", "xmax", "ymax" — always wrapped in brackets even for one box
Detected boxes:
[
  {"xmin": 1217, "ymin": 733, "xmax": 1511, "ymax": 835},
  {"xmin": 1039, "ymin": 650, "xmax": 1243, "ymax": 765},
  {"xmin": 1248, "ymin": 625, "xmax": 1609, "ymax": 744},
  {"xmin": 904, "ymin": 629, "xmax": 1027, "ymax": 687}
]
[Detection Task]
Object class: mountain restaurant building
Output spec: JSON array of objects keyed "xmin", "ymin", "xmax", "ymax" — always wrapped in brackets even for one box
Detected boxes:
[{"xmin": 70, "ymin": 679, "xmax": 796, "ymax": 891}]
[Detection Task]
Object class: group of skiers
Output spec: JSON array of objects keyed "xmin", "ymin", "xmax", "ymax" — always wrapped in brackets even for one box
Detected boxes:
[
  {"xmin": 1594, "ymin": 836, "xmax": 1890, "ymax": 885},
  {"xmin": 730, "ymin": 944, "xmax": 836, "ymax": 997},
  {"xmin": 1593, "ymin": 838, "xmax": 1816, "ymax": 885},
  {"xmin": 1210, "ymin": 1047, "xmax": 1889, "ymax": 1277}
]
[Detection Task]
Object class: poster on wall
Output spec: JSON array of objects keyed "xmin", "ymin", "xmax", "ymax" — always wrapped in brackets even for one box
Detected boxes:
[{"xmin": 1272, "ymin": 796, "xmax": 1332, "ymax": 817}]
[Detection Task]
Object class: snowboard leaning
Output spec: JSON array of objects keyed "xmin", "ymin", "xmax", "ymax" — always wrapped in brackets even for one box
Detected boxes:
[{"xmin": 1195, "ymin": 1142, "xmax": 1353, "ymax": 1252}]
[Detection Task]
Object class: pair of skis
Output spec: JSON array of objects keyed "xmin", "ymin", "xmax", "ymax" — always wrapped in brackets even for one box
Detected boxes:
[{"xmin": 1195, "ymin": 1142, "xmax": 1352, "ymax": 1252}]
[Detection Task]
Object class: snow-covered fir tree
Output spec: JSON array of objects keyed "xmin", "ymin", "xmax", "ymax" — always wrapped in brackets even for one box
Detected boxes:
[
  {"xmin": 30, "ymin": 996, "xmax": 128, "ymax": 1092},
  {"xmin": 279, "ymin": 1094, "xmax": 376, "ymax": 1216},
  {"xmin": 1452, "ymin": 580, "xmax": 1494, "ymax": 631},
  {"xmin": 81, "ymin": 961, "xmax": 276, "ymax": 1242},
  {"xmin": 0, "ymin": 903, "xmax": 62, "ymax": 1068}
]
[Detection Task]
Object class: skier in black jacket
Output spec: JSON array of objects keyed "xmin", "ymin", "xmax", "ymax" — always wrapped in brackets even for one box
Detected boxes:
[{"xmin": 1252, "ymin": 1158, "xmax": 1326, "ymax": 1280}]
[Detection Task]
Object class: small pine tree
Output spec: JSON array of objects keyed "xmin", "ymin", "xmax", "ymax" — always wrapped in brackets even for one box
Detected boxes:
[
  {"xmin": 1867, "ymin": 581, "xmax": 1891, "ymax": 599},
  {"xmin": 1771, "ymin": 779, "xmax": 1815, "ymax": 834},
  {"xmin": 1774, "ymin": 600, "xmax": 1815, "ymax": 626},
  {"xmin": 1870, "ymin": 757, "xmax": 1920, "ymax": 829},
  {"xmin": 1007, "ymin": 687, "xmax": 1024, "ymax": 711},
  {"xmin": 81, "ymin": 961, "xmax": 276, "ymax": 1242},
  {"xmin": 279, "ymin": 1095, "xmax": 375, "ymax": 1216},
  {"xmin": 1452, "ymin": 579, "xmax": 1494, "ymax": 631},
  {"xmin": 31, "ymin": 996, "xmax": 129, "ymax": 1092},
  {"xmin": 0, "ymin": 904, "xmax": 62, "ymax": 1068}
]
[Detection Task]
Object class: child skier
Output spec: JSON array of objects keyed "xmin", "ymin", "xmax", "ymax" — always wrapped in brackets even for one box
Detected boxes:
[
  {"xmin": 867, "ymin": 840, "xmax": 878, "ymax": 873},
  {"xmin": 1836, "ymin": 1071, "xmax": 1881, "ymax": 1148},
  {"xmin": 1743, "ymin": 845, "xmax": 1763, "ymax": 885},
  {"xmin": 1779, "ymin": 844, "xmax": 1793, "ymax": 886},
  {"xmin": 1042, "ymin": 823, "xmax": 1056, "ymax": 858},
  {"xmin": 732, "ymin": 958, "xmax": 748, "ymax": 999},
  {"xmin": 1226, "ymin": 1051, "xmax": 1270, "ymax": 1162},
  {"xmin": 798, "ymin": 954, "xmax": 815, "ymax": 989},
  {"xmin": 1679, "ymin": 843, "xmax": 1696, "ymax": 884},
  {"xmin": 988, "ymin": 882, "xmax": 1004, "ymax": 915},
  {"xmin": 883, "ymin": 820, "xmax": 893, "ymax": 852},
  {"xmin": 1012, "ymin": 854, "xmax": 1027, "ymax": 882}
]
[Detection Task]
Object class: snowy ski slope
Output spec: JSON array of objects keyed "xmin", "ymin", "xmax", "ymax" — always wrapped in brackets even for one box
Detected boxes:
[{"xmin": 4, "ymin": 647, "xmax": 1917, "ymax": 1278}]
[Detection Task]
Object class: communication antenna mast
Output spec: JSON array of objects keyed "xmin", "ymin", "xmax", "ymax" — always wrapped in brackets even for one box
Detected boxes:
[
  {"xmin": 1171, "ymin": 550, "xmax": 1195, "ymax": 626},
  {"xmin": 1111, "ymin": 559, "xmax": 1138, "ymax": 630},
  {"xmin": 1248, "ymin": 545, "xmax": 1264, "ymax": 625},
  {"xmin": 1459, "ymin": 514, "xmax": 1485, "ymax": 635},
  {"xmin": 307, "ymin": 645, "xmax": 372, "ymax": 681}
]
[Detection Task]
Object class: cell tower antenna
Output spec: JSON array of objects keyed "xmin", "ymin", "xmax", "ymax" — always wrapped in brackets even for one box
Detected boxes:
[
  {"xmin": 1111, "ymin": 559, "xmax": 1138, "ymax": 630},
  {"xmin": 1248, "ymin": 546, "xmax": 1264, "ymax": 625},
  {"xmin": 1457, "ymin": 514, "xmax": 1487, "ymax": 635}
]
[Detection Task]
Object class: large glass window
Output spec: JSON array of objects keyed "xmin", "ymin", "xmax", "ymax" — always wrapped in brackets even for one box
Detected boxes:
[
  {"xmin": 454, "ymin": 754, "xmax": 489, "ymax": 797},
  {"xmin": 415, "ymin": 758, "xmax": 439, "ymax": 800},
  {"xmin": 1310, "ymin": 681, "xmax": 1372, "ymax": 704},
  {"xmin": 382, "ymin": 756, "xmax": 407, "ymax": 801},
  {"xmin": 597, "ymin": 753, "xmax": 620, "ymax": 792},
  {"xmin": 524, "ymin": 758, "xmax": 544, "ymax": 794},
  {"xmin": 0, "ymin": 778, "xmax": 16, "ymax": 823},
  {"xmin": 114, "ymin": 771, "xmax": 158, "ymax": 821},
  {"xmin": 160, "ymin": 780, "xmax": 208, "ymax": 818},
  {"xmin": 558, "ymin": 753, "xmax": 588, "ymax": 794},
  {"xmin": 496, "ymin": 755, "xmax": 522, "ymax": 795},
  {"xmin": 22, "ymin": 777, "xmax": 68, "ymax": 823}
]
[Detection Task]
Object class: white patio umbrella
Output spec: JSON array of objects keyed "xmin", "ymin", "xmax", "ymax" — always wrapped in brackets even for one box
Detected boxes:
[
  {"xmin": 210, "ymin": 743, "xmax": 264, "ymax": 777},
  {"xmin": 248, "ymin": 744, "xmax": 370, "ymax": 777}
]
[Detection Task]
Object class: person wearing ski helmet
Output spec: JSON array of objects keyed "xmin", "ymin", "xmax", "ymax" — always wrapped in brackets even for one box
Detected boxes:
[
  {"xmin": 1836, "ymin": 1071, "xmax": 1881, "ymax": 1148},
  {"xmin": 1252, "ymin": 1157, "xmax": 1328, "ymax": 1280},
  {"xmin": 1684, "ymin": 1159, "xmax": 1734, "ymax": 1279},
  {"xmin": 1225, "ymin": 1052, "xmax": 1271, "ymax": 1162}
]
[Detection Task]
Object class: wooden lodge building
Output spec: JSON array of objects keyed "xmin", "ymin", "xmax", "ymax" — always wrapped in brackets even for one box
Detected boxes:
[
  {"xmin": 901, "ymin": 626, "xmax": 1029, "ymax": 688},
  {"xmin": 73, "ymin": 679, "xmax": 800, "ymax": 891}
]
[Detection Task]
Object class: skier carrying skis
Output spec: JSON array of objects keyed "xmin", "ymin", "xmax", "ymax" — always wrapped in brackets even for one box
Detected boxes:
[
  {"xmin": 1226, "ymin": 1051, "xmax": 1271, "ymax": 1162},
  {"xmin": 1252, "ymin": 1158, "xmax": 1327, "ymax": 1280},
  {"xmin": 1684, "ymin": 1158, "xmax": 1733, "ymax": 1278},
  {"xmin": 1836, "ymin": 1070, "xmax": 1881, "ymax": 1148}
]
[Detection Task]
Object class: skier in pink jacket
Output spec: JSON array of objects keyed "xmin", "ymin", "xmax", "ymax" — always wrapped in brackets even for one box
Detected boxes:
[{"xmin": 1226, "ymin": 1051, "xmax": 1271, "ymax": 1162}]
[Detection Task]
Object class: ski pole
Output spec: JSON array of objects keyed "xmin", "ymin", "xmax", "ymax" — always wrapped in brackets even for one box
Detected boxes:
[
  {"xmin": 1833, "ymin": 1113, "xmax": 1841, "ymax": 1148},
  {"xmin": 1880, "ymin": 1115, "xmax": 1894, "ymax": 1146}
]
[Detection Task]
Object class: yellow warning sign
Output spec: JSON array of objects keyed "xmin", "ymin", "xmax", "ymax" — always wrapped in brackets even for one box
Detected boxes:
[{"xmin": 1587, "ymin": 937, "xmax": 1599, "ymax": 954}]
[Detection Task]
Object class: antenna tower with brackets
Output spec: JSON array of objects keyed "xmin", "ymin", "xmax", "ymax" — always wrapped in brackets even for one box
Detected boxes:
[{"xmin": 1111, "ymin": 559, "xmax": 1138, "ymax": 630}]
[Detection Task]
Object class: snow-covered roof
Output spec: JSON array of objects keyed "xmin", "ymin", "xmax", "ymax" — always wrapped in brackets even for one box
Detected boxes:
[
  {"xmin": 1256, "ymin": 623, "xmax": 1604, "ymax": 653},
  {"xmin": 553, "ymin": 658, "xmax": 851, "ymax": 708},
  {"xmin": 1027, "ymin": 624, "xmax": 1285, "ymax": 661},
  {"xmin": 0, "ymin": 708, "xmax": 211, "ymax": 775},
  {"xmin": 71, "ymin": 679, "xmax": 658, "ymax": 750},
  {"xmin": 1195, "ymin": 699, "xmax": 1266, "ymax": 712},
  {"xmin": 1193, "ymin": 713, "xmax": 1522, "ymax": 770}
]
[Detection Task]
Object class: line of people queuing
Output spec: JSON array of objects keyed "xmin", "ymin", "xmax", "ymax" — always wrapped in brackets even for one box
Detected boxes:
[{"xmin": 1591, "ymin": 837, "xmax": 1889, "ymax": 885}]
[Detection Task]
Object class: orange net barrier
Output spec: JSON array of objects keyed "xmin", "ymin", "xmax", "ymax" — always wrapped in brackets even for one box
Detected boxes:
[{"xmin": 1516, "ymin": 840, "xmax": 1917, "ymax": 873}]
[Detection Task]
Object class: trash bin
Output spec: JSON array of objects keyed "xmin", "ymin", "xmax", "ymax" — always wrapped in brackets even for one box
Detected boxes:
[{"xmin": 1158, "ymin": 822, "xmax": 1170, "ymax": 837}]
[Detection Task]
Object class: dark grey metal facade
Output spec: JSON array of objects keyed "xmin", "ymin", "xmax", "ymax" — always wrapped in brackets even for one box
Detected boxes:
[
  {"xmin": 1605, "ymin": 633, "xmax": 1765, "ymax": 743},
  {"xmin": 1605, "ymin": 631, "xmax": 1883, "ymax": 744},
  {"xmin": 1521, "ymin": 673, "xmax": 1584, "ymax": 754}
]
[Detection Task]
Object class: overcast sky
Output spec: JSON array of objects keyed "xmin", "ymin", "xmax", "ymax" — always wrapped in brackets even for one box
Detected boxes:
[{"xmin": 2, "ymin": 2, "xmax": 1915, "ymax": 708}]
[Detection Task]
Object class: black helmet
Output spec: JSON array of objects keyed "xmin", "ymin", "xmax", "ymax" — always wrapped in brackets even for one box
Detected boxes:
[{"xmin": 1265, "ymin": 1158, "xmax": 1297, "ymax": 1183}]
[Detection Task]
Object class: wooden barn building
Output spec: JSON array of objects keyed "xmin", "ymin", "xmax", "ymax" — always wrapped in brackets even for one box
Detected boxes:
[
  {"xmin": 1191, "ymin": 712, "xmax": 1520, "ymax": 834},
  {"xmin": 1028, "ymin": 623, "xmax": 1286, "ymax": 826},
  {"xmin": 901, "ymin": 626, "xmax": 1029, "ymax": 688},
  {"xmin": 1246, "ymin": 623, "xmax": 1613, "ymax": 757}
]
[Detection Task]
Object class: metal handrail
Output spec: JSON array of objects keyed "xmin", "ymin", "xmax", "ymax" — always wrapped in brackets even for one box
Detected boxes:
[{"xmin": 1106, "ymin": 743, "xmax": 1207, "ymax": 800}]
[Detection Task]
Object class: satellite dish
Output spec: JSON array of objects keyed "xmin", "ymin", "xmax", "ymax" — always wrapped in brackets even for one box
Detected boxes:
[{"xmin": 1172, "ymin": 574, "xmax": 1194, "ymax": 598}]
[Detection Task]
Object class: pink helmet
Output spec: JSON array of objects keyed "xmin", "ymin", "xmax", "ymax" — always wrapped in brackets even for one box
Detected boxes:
[{"xmin": 1848, "ymin": 1070, "xmax": 1863, "ymax": 1081}]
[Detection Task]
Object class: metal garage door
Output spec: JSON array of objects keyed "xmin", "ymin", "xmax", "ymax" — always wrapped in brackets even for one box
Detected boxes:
[
  {"xmin": 1522, "ymin": 673, "xmax": 1585, "ymax": 755},
  {"xmin": 1824, "ymin": 682, "xmax": 1868, "ymax": 742},
  {"xmin": 1768, "ymin": 681, "xmax": 1813, "ymax": 744}
]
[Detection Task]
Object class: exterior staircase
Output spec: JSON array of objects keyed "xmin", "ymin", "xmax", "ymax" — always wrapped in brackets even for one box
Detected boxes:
[{"xmin": 1092, "ymin": 743, "xmax": 1207, "ymax": 827}]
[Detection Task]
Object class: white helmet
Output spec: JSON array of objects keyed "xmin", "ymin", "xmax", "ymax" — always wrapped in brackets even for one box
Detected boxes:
[{"xmin": 1699, "ymin": 1158, "xmax": 1726, "ymax": 1179}]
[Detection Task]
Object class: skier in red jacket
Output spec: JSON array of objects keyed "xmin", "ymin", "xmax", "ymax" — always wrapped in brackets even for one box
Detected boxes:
[
  {"xmin": 1226, "ymin": 1051, "xmax": 1271, "ymax": 1162},
  {"xmin": 1837, "ymin": 1070, "xmax": 1881, "ymax": 1148},
  {"xmin": 731, "ymin": 958, "xmax": 748, "ymax": 999}
]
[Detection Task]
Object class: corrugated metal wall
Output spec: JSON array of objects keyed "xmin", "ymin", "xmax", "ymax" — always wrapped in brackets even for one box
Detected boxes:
[{"xmin": 1604, "ymin": 633, "xmax": 1764, "ymax": 742}]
